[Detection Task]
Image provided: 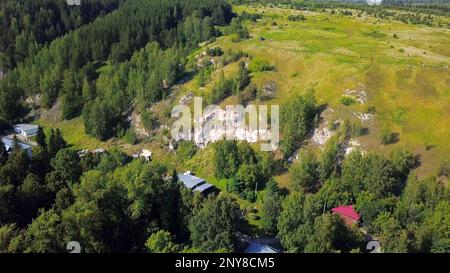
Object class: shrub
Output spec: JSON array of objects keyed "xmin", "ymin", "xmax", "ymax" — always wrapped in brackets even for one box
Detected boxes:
[
  {"xmin": 381, "ymin": 127, "xmax": 396, "ymax": 145},
  {"xmin": 287, "ymin": 14, "xmax": 306, "ymax": 21},
  {"xmin": 249, "ymin": 58, "xmax": 273, "ymax": 72},
  {"xmin": 438, "ymin": 160, "xmax": 449, "ymax": 177},
  {"xmin": 222, "ymin": 50, "xmax": 248, "ymax": 66},
  {"xmin": 246, "ymin": 206, "xmax": 257, "ymax": 214},
  {"xmin": 206, "ymin": 47, "xmax": 223, "ymax": 57},
  {"xmin": 176, "ymin": 141, "xmax": 198, "ymax": 160},
  {"xmin": 340, "ymin": 95, "xmax": 357, "ymax": 106},
  {"xmin": 245, "ymin": 190, "xmax": 257, "ymax": 203},
  {"xmin": 123, "ymin": 128, "xmax": 137, "ymax": 145},
  {"xmin": 226, "ymin": 18, "xmax": 249, "ymax": 42},
  {"xmin": 341, "ymin": 119, "xmax": 364, "ymax": 139},
  {"xmin": 240, "ymin": 83, "xmax": 257, "ymax": 104},
  {"xmin": 248, "ymin": 213, "xmax": 260, "ymax": 221},
  {"xmin": 141, "ymin": 111, "xmax": 155, "ymax": 131}
]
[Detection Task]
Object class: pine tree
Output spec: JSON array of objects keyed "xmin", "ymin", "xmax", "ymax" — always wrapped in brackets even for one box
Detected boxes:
[
  {"xmin": 48, "ymin": 129, "xmax": 67, "ymax": 157},
  {"xmin": 236, "ymin": 61, "xmax": 250, "ymax": 91},
  {"xmin": 11, "ymin": 135, "xmax": 20, "ymax": 151},
  {"xmin": 0, "ymin": 140, "xmax": 8, "ymax": 165},
  {"xmin": 54, "ymin": 129, "xmax": 67, "ymax": 152},
  {"xmin": 36, "ymin": 127, "xmax": 46, "ymax": 147},
  {"xmin": 172, "ymin": 169, "xmax": 179, "ymax": 184},
  {"xmin": 47, "ymin": 129, "xmax": 56, "ymax": 157}
]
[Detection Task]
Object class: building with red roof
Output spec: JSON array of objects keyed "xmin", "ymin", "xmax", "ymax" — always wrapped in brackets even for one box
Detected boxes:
[{"xmin": 331, "ymin": 205, "xmax": 361, "ymax": 226}]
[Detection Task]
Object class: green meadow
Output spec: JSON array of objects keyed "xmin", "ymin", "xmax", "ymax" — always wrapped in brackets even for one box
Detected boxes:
[{"xmin": 206, "ymin": 5, "xmax": 450, "ymax": 181}]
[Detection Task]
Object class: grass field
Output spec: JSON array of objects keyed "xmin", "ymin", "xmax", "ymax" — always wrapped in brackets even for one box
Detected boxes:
[{"xmin": 206, "ymin": 5, "xmax": 450, "ymax": 182}]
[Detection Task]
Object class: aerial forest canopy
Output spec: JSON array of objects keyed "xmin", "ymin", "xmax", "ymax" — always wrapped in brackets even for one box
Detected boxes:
[
  {"xmin": 0, "ymin": 0, "xmax": 234, "ymax": 135},
  {"xmin": 0, "ymin": 0, "xmax": 448, "ymax": 255},
  {"xmin": 0, "ymin": 0, "xmax": 124, "ymax": 72}
]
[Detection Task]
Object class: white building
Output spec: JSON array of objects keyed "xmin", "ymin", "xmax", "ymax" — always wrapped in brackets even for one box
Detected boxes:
[
  {"xmin": 13, "ymin": 124, "xmax": 39, "ymax": 137},
  {"xmin": 140, "ymin": 149, "xmax": 152, "ymax": 161},
  {"xmin": 1, "ymin": 137, "xmax": 33, "ymax": 157}
]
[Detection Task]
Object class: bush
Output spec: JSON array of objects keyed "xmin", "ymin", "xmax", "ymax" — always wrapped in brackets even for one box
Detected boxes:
[
  {"xmin": 222, "ymin": 50, "xmax": 248, "ymax": 66},
  {"xmin": 239, "ymin": 11, "xmax": 262, "ymax": 22},
  {"xmin": 206, "ymin": 47, "xmax": 223, "ymax": 57},
  {"xmin": 340, "ymin": 95, "xmax": 357, "ymax": 106},
  {"xmin": 248, "ymin": 213, "xmax": 260, "ymax": 221},
  {"xmin": 439, "ymin": 160, "xmax": 450, "ymax": 177},
  {"xmin": 381, "ymin": 127, "xmax": 396, "ymax": 145},
  {"xmin": 341, "ymin": 119, "xmax": 365, "ymax": 139},
  {"xmin": 176, "ymin": 141, "xmax": 198, "ymax": 160},
  {"xmin": 123, "ymin": 128, "xmax": 137, "ymax": 145},
  {"xmin": 249, "ymin": 58, "xmax": 273, "ymax": 72},
  {"xmin": 245, "ymin": 190, "xmax": 257, "ymax": 203},
  {"xmin": 209, "ymin": 75, "xmax": 236, "ymax": 104},
  {"xmin": 240, "ymin": 83, "xmax": 257, "ymax": 104},
  {"xmin": 141, "ymin": 111, "xmax": 154, "ymax": 131},
  {"xmin": 225, "ymin": 18, "xmax": 249, "ymax": 41},
  {"xmin": 246, "ymin": 206, "xmax": 257, "ymax": 214},
  {"xmin": 197, "ymin": 66, "xmax": 213, "ymax": 87},
  {"xmin": 287, "ymin": 15, "xmax": 306, "ymax": 21}
]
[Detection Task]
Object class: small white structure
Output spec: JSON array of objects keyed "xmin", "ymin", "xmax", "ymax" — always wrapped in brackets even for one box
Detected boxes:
[
  {"xmin": 93, "ymin": 148, "xmax": 105, "ymax": 154},
  {"xmin": 140, "ymin": 149, "xmax": 152, "ymax": 161},
  {"xmin": 78, "ymin": 148, "xmax": 106, "ymax": 157},
  {"xmin": 13, "ymin": 124, "xmax": 39, "ymax": 137},
  {"xmin": 66, "ymin": 0, "xmax": 81, "ymax": 6}
]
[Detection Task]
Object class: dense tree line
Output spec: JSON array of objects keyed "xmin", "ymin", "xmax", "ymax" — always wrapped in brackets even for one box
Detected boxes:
[
  {"xmin": 82, "ymin": 43, "xmax": 188, "ymax": 140},
  {"xmin": 213, "ymin": 140, "xmax": 276, "ymax": 202},
  {"xmin": 262, "ymin": 121, "xmax": 449, "ymax": 253},
  {"xmin": 0, "ymin": 0, "xmax": 123, "ymax": 72},
  {"xmin": 0, "ymin": 128, "xmax": 66, "ymax": 227},
  {"xmin": 234, "ymin": 0, "xmax": 450, "ymax": 22},
  {"xmin": 280, "ymin": 90, "xmax": 317, "ymax": 159},
  {"xmin": 0, "ymin": 0, "xmax": 234, "ymax": 128},
  {"xmin": 0, "ymin": 129, "xmax": 241, "ymax": 253}
]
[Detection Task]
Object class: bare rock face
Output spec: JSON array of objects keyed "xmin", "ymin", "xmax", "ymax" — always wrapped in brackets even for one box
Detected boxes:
[
  {"xmin": 26, "ymin": 94, "xmax": 42, "ymax": 107},
  {"xmin": 312, "ymin": 126, "xmax": 333, "ymax": 146},
  {"xmin": 179, "ymin": 91, "xmax": 194, "ymax": 105},
  {"xmin": 130, "ymin": 110, "xmax": 150, "ymax": 138},
  {"xmin": 261, "ymin": 80, "xmax": 278, "ymax": 100},
  {"xmin": 344, "ymin": 139, "xmax": 366, "ymax": 156},
  {"xmin": 343, "ymin": 83, "xmax": 368, "ymax": 104}
]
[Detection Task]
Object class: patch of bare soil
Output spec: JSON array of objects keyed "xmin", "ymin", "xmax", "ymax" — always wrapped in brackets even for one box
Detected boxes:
[{"xmin": 39, "ymin": 97, "xmax": 63, "ymax": 122}]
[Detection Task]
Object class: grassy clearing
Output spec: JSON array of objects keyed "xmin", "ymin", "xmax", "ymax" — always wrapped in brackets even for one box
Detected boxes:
[
  {"xmin": 206, "ymin": 5, "xmax": 450, "ymax": 180},
  {"xmin": 36, "ymin": 117, "xmax": 114, "ymax": 150}
]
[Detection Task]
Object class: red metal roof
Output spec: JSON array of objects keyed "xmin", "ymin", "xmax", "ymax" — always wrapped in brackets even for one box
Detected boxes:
[{"xmin": 331, "ymin": 205, "xmax": 361, "ymax": 221}]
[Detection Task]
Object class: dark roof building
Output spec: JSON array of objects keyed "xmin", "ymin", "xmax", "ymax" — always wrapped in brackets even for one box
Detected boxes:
[{"xmin": 178, "ymin": 173, "xmax": 219, "ymax": 196}]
